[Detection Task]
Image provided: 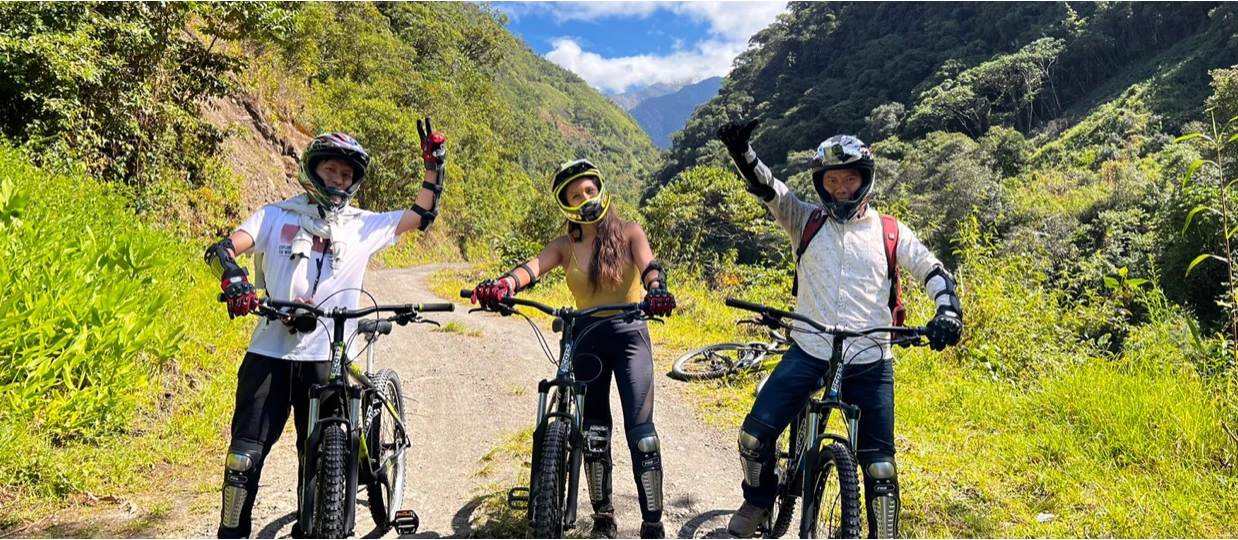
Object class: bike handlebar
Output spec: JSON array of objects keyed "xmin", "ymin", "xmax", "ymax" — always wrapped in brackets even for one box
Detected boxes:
[
  {"xmin": 725, "ymin": 297, "xmax": 926, "ymax": 339},
  {"xmin": 258, "ymin": 297, "xmax": 455, "ymax": 320},
  {"xmin": 460, "ymin": 289, "xmax": 647, "ymax": 319}
]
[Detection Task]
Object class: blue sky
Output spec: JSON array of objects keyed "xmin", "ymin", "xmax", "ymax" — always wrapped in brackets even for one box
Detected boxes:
[{"xmin": 493, "ymin": 2, "xmax": 789, "ymax": 94}]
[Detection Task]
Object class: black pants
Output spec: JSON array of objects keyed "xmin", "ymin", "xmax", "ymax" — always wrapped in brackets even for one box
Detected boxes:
[
  {"xmin": 741, "ymin": 344, "xmax": 895, "ymax": 510},
  {"xmin": 571, "ymin": 316, "xmax": 662, "ymax": 523},
  {"xmin": 218, "ymin": 352, "xmax": 330, "ymax": 539}
]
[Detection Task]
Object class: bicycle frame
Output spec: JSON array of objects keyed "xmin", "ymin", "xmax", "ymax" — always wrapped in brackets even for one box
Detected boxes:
[
  {"xmin": 255, "ymin": 298, "xmax": 449, "ymax": 537},
  {"xmin": 725, "ymin": 297, "xmax": 925, "ymax": 537},
  {"xmin": 530, "ymin": 313, "xmax": 590, "ymax": 530},
  {"xmin": 462, "ymin": 290, "xmax": 649, "ymax": 533}
]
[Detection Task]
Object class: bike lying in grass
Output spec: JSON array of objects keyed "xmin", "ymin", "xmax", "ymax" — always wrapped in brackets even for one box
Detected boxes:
[
  {"xmin": 725, "ymin": 298, "xmax": 926, "ymax": 539},
  {"xmin": 460, "ymin": 288, "xmax": 657, "ymax": 538},
  {"xmin": 669, "ymin": 321, "xmax": 790, "ymax": 381},
  {"xmin": 253, "ymin": 296, "xmax": 454, "ymax": 538}
]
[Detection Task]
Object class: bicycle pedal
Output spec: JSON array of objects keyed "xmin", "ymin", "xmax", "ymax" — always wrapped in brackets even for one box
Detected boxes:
[
  {"xmin": 392, "ymin": 509, "xmax": 420, "ymax": 535},
  {"xmin": 507, "ymin": 487, "xmax": 530, "ymax": 510}
]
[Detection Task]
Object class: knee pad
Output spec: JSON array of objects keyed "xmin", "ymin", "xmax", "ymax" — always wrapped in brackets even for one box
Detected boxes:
[
  {"xmin": 737, "ymin": 415, "xmax": 777, "ymax": 487},
  {"xmin": 627, "ymin": 423, "xmax": 663, "ymax": 514},
  {"xmin": 863, "ymin": 458, "xmax": 900, "ymax": 539},
  {"xmin": 582, "ymin": 421, "xmax": 613, "ymax": 511},
  {"xmin": 220, "ymin": 440, "xmax": 264, "ymax": 530}
]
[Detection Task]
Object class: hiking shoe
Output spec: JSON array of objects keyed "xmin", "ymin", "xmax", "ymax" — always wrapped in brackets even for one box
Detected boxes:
[
  {"xmin": 590, "ymin": 513, "xmax": 618, "ymax": 539},
  {"xmin": 639, "ymin": 521, "xmax": 665, "ymax": 539},
  {"xmin": 727, "ymin": 501, "xmax": 771, "ymax": 538}
]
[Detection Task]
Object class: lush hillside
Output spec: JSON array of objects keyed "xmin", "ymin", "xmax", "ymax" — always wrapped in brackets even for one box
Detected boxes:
[
  {"xmin": 652, "ymin": 1, "xmax": 1238, "ymax": 332},
  {"xmin": 630, "ymin": 76, "xmax": 723, "ymax": 148},
  {"xmin": 242, "ymin": 2, "xmax": 659, "ymax": 261},
  {"xmin": 632, "ymin": 4, "xmax": 1238, "ymax": 535},
  {"xmin": 658, "ymin": 1, "xmax": 1235, "ymax": 185}
]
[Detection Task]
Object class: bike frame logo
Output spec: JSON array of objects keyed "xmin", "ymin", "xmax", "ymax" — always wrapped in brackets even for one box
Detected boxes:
[{"xmin": 331, "ymin": 342, "xmax": 346, "ymax": 380}]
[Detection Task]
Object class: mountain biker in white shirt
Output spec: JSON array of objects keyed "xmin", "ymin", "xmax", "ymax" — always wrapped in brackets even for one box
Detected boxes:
[
  {"xmin": 717, "ymin": 120, "xmax": 964, "ymax": 539},
  {"xmin": 205, "ymin": 121, "xmax": 446, "ymax": 539}
]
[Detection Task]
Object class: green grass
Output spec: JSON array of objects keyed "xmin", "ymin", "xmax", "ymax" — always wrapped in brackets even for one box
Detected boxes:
[
  {"xmin": 433, "ymin": 320, "xmax": 484, "ymax": 337},
  {"xmin": 465, "ymin": 425, "xmax": 592, "ymax": 539},
  {"xmin": 0, "ymin": 148, "xmax": 250, "ymax": 533}
]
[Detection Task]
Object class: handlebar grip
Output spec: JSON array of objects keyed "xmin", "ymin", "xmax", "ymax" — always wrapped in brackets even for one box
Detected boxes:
[
  {"xmin": 725, "ymin": 297, "xmax": 766, "ymax": 313},
  {"xmin": 460, "ymin": 289, "xmax": 474, "ymax": 299},
  {"xmin": 419, "ymin": 302, "xmax": 456, "ymax": 312},
  {"xmin": 358, "ymin": 319, "xmax": 394, "ymax": 336}
]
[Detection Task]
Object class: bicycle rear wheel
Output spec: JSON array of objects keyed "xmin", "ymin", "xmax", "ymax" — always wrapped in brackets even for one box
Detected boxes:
[
  {"xmin": 670, "ymin": 343, "xmax": 764, "ymax": 381},
  {"xmin": 365, "ymin": 369, "xmax": 407, "ymax": 532},
  {"xmin": 800, "ymin": 442, "xmax": 862, "ymax": 539},
  {"xmin": 530, "ymin": 418, "xmax": 572, "ymax": 538}
]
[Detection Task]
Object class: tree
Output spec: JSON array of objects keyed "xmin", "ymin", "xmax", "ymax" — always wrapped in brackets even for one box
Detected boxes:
[{"xmin": 864, "ymin": 102, "xmax": 906, "ymax": 141}]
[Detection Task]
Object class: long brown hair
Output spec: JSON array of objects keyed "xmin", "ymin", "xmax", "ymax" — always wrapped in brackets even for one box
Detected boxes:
[{"xmin": 566, "ymin": 183, "xmax": 628, "ymax": 291}]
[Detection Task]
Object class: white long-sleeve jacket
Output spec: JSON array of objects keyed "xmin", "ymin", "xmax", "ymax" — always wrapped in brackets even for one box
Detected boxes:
[{"xmin": 738, "ymin": 147, "xmax": 955, "ymax": 364}]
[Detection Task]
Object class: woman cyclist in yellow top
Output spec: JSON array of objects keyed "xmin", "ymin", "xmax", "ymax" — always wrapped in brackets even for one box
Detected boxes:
[{"xmin": 471, "ymin": 159, "xmax": 676, "ymax": 539}]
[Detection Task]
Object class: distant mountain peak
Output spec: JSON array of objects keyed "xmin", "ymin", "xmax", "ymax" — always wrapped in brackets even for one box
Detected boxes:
[
  {"xmin": 627, "ymin": 76, "xmax": 723, "ymax": 148},
  {"xmin": 607, "ymin": 77, "xmax": 703, "ymax": 111}
]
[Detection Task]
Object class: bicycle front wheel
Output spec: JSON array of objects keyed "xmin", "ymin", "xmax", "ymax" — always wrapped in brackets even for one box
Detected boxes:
[
  {"xmin": 314, "ymin": 423, "xmax": 350, "ymax": 539},
  {"xmin": 530, "ymin": 418, "xmax": 572, "ymax": 538},
  {"xmin": 764, "ymin": 411, "xmax": 807, "ymax": 538},
  {"xmin": 365, "ymin": 369, "xmax": 407, "ymax": 532},
  {"xmin": 670, "ymin": 343, "xmax": 764, "ymax": 381},
  {"xmin": 800, "ymin": 442, "xmax": 862, "ymax": 539}
]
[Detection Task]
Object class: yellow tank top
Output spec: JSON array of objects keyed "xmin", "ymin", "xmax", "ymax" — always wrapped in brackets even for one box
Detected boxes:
[{"xmin": 565, "ymin": 243, "xmax": 643, "ymax": 313}]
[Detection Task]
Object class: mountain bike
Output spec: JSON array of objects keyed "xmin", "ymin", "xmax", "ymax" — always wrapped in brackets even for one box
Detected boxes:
[
  {"xmin": 253, "ymin": 296, "xmax": 454, "ymax": 539},
  {"xmin": 460, "ymin": 289, "xmax": 654, "ymax": 538},
  {"xmin": 669, "ymin": 321, "xmax": 790, "ymax": 381},
  {"xmin": 724, "ymin": 298, "xmax": 926, "ymax": 539}
]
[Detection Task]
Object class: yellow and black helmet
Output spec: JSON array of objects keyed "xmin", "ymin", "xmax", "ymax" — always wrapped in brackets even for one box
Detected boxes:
[{"xmin": 551, "ymin": 159, "xmax": 611, "ymax": 224}]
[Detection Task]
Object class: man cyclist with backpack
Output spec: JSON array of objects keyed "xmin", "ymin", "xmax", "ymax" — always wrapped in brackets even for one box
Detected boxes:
[
  {"xmin": 206, "ymin": 120, "xmax": 447, "ymax": 538},
  {"xmin": 716, "ymin": 120, "xmax": 964, "ymax": 538}
]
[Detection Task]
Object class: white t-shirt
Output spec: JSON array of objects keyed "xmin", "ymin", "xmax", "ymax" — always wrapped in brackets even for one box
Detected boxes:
[{"xmin": 237, "ymin": 205, "xmax": 404, "ymax": 361}]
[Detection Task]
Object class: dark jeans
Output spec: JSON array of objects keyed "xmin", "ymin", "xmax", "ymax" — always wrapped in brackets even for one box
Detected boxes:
[
  {"xmin": 218, "ymin": 353, "xmax": 331, "ymax": 539},
  {"xmin": 741, "ymin": 343, "xmax": 895, "ymax": 509}
]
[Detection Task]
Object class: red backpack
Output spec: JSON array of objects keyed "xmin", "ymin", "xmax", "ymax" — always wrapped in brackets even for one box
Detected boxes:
[{"xmin": 793, "ymin": 209, "xmax": 906, "ymax": 326}]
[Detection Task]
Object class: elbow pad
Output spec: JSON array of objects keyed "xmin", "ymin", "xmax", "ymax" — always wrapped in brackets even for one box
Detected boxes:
[
  {"xmin": 641, "ymin": 261, "xmax": 668, "ymax": 290},
  {"xmin": 926, "ymin": 265, "xmax": 962, "ymax": 318},
  {"xmin": 204, "ymin": 238, "xmax": 246, "ymax": 281},
  {"xmin": 412, "ymin": 171, "xmax": 446, "ymax": 231}
]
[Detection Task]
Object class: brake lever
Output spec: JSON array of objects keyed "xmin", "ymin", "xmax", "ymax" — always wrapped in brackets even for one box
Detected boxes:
[
  {"xmin": 413, "ymin": 317, "xmax": 441, "ymax": 327},
  {"xmin": 894, "ymin": 336, "xmax": 926, "ymax": 348},
  {"xmin": 470, "ymin": 304, "xmax": 516, "ymax": 317}
]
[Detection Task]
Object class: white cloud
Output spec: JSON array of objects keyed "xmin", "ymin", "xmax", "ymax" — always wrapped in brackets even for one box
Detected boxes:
[
  {"xmin": 502, "ymin": 2, "xmax": 788, "ymax": 93},
  {"xmin": 546, "ymin": 37, "xmax": 744, "ymax": 93},
  {"xmin": 523, "ymin": 2, "xmax": 785, "ymax": 40}
]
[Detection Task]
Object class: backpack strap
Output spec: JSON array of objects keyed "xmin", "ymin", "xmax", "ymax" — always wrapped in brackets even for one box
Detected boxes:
[
  {"xmin": 792, "ymin": 207, "xmax": 828, "ymax": 297},
  {"xmin": 881, "ymin": 214, "xmax": 906, "ymax": 327}
]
